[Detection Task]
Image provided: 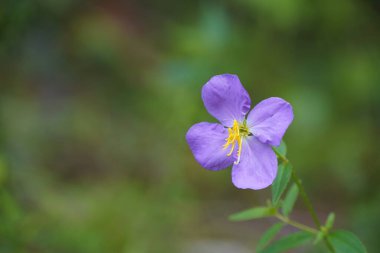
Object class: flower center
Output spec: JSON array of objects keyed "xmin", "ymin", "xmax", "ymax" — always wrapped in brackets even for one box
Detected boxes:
[{"xmin": 223, "ymin": 119, "xmax": 250, "ymax": 164}]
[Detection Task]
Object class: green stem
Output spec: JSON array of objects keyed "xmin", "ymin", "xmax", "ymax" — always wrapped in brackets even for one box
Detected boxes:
[
  {"xmin": 273, "ymin": 150, "xmax": 336, "ymax": 253},
  {"xmin": 275, "ymin": 213, "xmax": 319, "ymax": 234},
  {"xmin": 291, "ymin": 168, "xmax": 337, "ymax": 253},
  {"xmin": 291, "ymin": 168, "xmax": 321, "ymax": 228}
]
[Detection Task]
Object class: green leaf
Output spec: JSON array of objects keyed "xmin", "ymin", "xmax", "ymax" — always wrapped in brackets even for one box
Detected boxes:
[
  {"xmin": 271, "ymin": 162, "xmax": 292, "ymax": 205},
  {"xmin": 229, "ymin": 207, "xmax": 275, "ymax": 221},
  {"xmin": 325, "ymin": 212, "xmax": 335, "ymax": 229},
  {"xmin": 260, "ymin": 231, "xmax": 313, "ymax": 253},
  {"xmin": 281, "ymin": 183, "xmax": 299, "ymax": 216},
  {"xmin": 329, "ymin": 230, "xmax": 367, "ymax": 253},
  {"xmin": 273, "ymin": 140, "xmax": 287, "ymax": 157},
  {"xmin": 313, "ymin": 231, "xmax": 324, "ymax": 245},
  {"xmin": 256, "ymin": 223, "xmax": 284, "ymax": 252}
]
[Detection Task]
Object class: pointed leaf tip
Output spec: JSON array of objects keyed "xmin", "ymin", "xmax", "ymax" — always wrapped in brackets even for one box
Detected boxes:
[
  {"xmin": 329, "ymin": 230, "xmax": 367, "ymax": 253},
  {"xmin": 273, "ymin": 140, "xmax": 287, "ymax": 157},
  {"xmin": 282, "ymin": 183, "xmax": 299, "ymax": 216},
  {"xmin": 272, "ymin": 162, "xmax": 292, "ymax": 205},
  {"xmin": 260, "ymin": 231, "xmax": 313, "ymax": 253},
  {"xmin": 229, "ymin": 207, "xmax": 275, "ymax": 221},
  {"xmin": 325, "ymin": 212, "xmax": 335, "ymax": 229},
  {"xmin": 256, "ymin": 223, "xmax": 284, "ymax": 252}
]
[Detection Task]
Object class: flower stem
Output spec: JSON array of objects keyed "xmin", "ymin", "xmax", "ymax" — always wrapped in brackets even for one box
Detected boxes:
[
  {"xmin": 290, "ymin": 167, "xmax": 321, "ymax": 228},
  {"xmin": 291, "ymin": 167, "xmax": 337, "ymax": 253},
  {"xmin": 275, "ymin": 152, "xmax": 321, "ymax": 227},
  {"xmin": 275, "ymin": 213, "xmax": 319, "ymax": 234},
  {"xmin": 274, "ymin": 151, "xmax": 336, "ymax": 253}
]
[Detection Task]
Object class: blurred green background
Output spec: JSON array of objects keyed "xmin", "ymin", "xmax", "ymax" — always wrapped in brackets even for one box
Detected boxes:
[{"xmin": 1, "ymin": 0, "xmax": 380, "ymax": 252}]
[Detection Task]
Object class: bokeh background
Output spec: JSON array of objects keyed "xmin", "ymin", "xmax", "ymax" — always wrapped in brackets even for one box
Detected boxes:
[{"xmin": 1, "ymin": 0, "xmax": 380, "ymax": 252}]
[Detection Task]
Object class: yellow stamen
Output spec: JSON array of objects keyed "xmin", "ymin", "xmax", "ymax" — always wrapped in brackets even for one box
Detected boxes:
[
  {"xmin": 235, "ymin": 137, "xmax": 243, "ymax": 164},
  {"xmin": 223, "ymin": 120, "xmax": 248, "ymax": 164}
]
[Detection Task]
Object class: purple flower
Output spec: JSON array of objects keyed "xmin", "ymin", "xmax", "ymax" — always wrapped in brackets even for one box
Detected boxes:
[{"xmin": 186, "ymin": 74, "xmax": 294, "ymax": 190}]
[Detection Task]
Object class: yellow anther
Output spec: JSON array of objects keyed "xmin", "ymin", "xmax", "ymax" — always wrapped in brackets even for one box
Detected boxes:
[
  {"xmin": 235, "ymin": 137, "xmax": 243, "ymax": 164},
  {"xmin": 223, "ymin": 120, "xmax": 245, "ymax": 164}
]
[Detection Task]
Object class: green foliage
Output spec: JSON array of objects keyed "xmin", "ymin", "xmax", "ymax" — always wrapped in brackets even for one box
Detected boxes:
[
  {"xmin": 314, "ymin": 212, "xmax": 336, "ymax": 245},
  {"xmin": 273, "ymin": 141, "xmax": 287, "ymax": 157},
  {"xmin": 272, "ymin": 162, "xmax": 293, "ymax": 205},
  {"xmin": 256, "ymin": 223, "xmax": 284, "ymax": 252},
  {"xmin": 259, "ymin": 231, "xmax": 313, "ymax": 253},
  {"xmin": 325, "ymin": 213, "xmax": 335, "ymax": 230},
  {"xmin": 229, "ymin": 207, "xmax": 275, "ymax": 221},
  {"xmin": 281, "ymin": 183, "xmax": 299, "ymax": 216},
  {"xmin": 313, "ymin": 231, "xmax": 324, "ymax": 245},
  {"xmin": 329, "ymin": 230, "xmax": 367, "ymax": 253}
]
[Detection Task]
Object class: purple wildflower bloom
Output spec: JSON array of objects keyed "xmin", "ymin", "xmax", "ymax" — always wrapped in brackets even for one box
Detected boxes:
[{"xmin": 186, "ymin": 74, "xmax": 294, "ymax": 190}]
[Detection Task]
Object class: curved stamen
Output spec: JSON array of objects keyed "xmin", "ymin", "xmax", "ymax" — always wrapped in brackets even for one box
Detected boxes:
[
  {"xmin": 223, "ymin": 120, "xmax": 244, "ymax": 164},
  {"xmin": 234, "ymin": 137, "xmax": 243, "ymax": 164}
]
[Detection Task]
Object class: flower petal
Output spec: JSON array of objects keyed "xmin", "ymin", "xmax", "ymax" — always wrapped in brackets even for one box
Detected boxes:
[
  {"xmin": 247, "ymin": 97, "xmax": 293, "ymax": 146},
  {"xmin": 186, "ymin": 122, "xmax": 235, "ymax": 171},
  {"xmin": 202, "ymin": 74, "xmax": 251, "ymax": 127},
  {"xmin": 231, "ymin": 137, "xmax": 277, "ymax": 190}
]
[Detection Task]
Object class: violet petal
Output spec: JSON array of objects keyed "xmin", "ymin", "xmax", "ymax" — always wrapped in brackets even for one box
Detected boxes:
[
  {"xmin": 202, "ymin": 74, "xmax": 251, "ymax": 127},
  {"xmin": 247, "ymin": 97, "xmax": 293, "ymax": 146},
  {"xmin": 186, "ymin": 122, "xmax": 235, "ymax": 171},
  {"xmin": 231, "ymin": 137, "xmax": 277, "ymax": 189}
]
